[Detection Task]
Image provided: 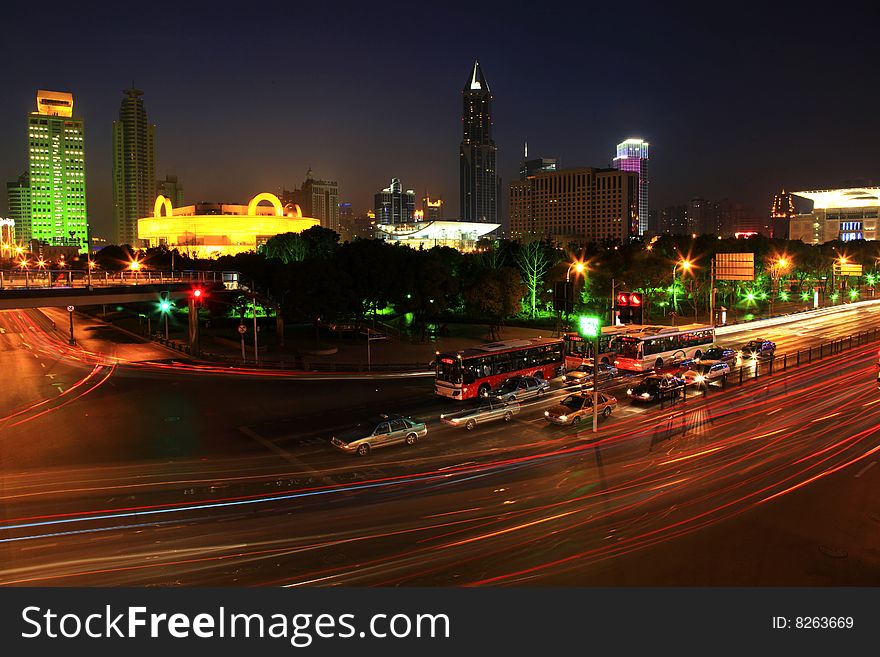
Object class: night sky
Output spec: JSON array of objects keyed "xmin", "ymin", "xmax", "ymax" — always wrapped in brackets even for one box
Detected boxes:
[{"xmin": 2, "ymin": 2, "xmax": 877, "ymax": 238}]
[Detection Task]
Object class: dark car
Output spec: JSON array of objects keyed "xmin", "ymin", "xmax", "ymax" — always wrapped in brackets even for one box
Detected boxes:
[
  {"xmin": 699, "ymin": 346, "xmax": 738, "ymax": 363},
  {"xmin": 626, "ymin": 373, "xmax": 685, "ymax": 402},
  {"xmin": 740, "ymin": 339, "xmax": 776, "ymax": 359},
  {"xmin": 490, "ymin": 375, "xmax": 550, "ymax": 402}
]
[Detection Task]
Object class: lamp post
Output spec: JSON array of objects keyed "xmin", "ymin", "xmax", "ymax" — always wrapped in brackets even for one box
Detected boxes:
[
  {"xmin": 768, "ymin": 257, "xmax": 789, "ymax": 317},
  {"xmin": 672, "ymin": 259, "xmax": 691, "ymax": 315},
  {"xmin": 577, "ymin": 315, "xmax": 601, "ymax": 434}
]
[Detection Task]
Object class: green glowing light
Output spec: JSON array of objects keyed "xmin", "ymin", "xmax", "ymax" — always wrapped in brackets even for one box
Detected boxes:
[
  {"xmin": 800, "ymin": 292, "xmax": 810, "ymax": 301},
  {"xmin": 831, "ymin": 292, "xmax": 840, "ymax": 301},
  {"xmin": 578, "ymin": 315, "xmax": 601, "ymax": 338},
  {"xmin": 759, "ymin": 292, "xmax": 768, "ymax": 300},
  {"xmin": 849, "ymin": 289, "xmax": 859, "ymax": 299},
  {"xmin": 745, "ymin": 292, "xmax": 756, "ymax": 301},
  {"xmin": 778, "ymin": 291, "xmax": 789, "ymax": 301}
]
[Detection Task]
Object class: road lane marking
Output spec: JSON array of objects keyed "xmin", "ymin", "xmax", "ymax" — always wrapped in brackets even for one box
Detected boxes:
[
  {"xmin": 238, "ymin": 425, "xmax": 321, "ymax": 475},
  {"xmin": 855, "ymin": 461, "xmax": 877, "ymax": 478}
]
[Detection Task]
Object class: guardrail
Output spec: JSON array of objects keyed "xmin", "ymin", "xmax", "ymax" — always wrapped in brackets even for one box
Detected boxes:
[
  {"xmin": 648, "ymin": 327, "xmax": 880, "ymax": 409},
  {"xmin": 0, "ymin": 269, "xmax": 244, "ymax": 290}
]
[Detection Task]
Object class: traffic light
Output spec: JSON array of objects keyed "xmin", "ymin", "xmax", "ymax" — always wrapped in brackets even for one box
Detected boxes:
[
  {"xmin": 628, "ymin": 292, "xmax": 643, "ymax": 324},
  {"xmin": 553, "ymin": 281, "xmax": 574, "ymax": 313},
  {"xmin": 578, "ymin": 315, "xmax": 600, "ymax": 338},
  {"xmin": 616, "ymin": 292, "xmax": 632, "ymax": 324},
  {"xmin": 615, "ymin": 292, "xmax": 643, "ymax": 325}
]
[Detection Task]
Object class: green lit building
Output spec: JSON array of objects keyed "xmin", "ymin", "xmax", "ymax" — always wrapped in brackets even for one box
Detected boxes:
[{"xmin": 27, "ymin": 90, "xmax": 89, "ymax": 252}]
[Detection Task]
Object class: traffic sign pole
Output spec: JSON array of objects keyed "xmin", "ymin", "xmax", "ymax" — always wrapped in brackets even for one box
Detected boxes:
[
  {"xmin": 66, "ymin": 305, "xmax": 75, "ymax": 346},
  {"xmin": 238, "ymin": 323, "xmax": 247, "ymax": 362}
]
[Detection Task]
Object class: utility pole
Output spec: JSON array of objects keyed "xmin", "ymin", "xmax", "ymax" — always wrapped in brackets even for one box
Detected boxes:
[
  {"xmin": 592, "ymin": 332, "xmax": 599, "ymax": 433},
  {"xmin": 252, "ymin": 296, "xmax": 259, "ymax": 365},
  {"xmin": 709, "ymin": 257, "xmax": 715, "ymax": 326},
  {"xmin": 66, "ymin": 305, "xmax": 75, "ymax": 345}
]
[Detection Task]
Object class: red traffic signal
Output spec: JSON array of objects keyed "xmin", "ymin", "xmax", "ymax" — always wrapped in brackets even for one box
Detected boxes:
[
  {"xmin": 629, "ymin": 292, "xmax": 643, "ymax": 306},
  {"xmin": 192, "ymin": 287, "xmax": 204, "ymax": 299},
  {"xmin": 616, "ymin": 292, "xmax": 630, "ymax": 307}
]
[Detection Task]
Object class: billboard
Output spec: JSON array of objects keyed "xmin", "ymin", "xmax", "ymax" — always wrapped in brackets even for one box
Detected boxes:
[
  {"xmin": 715, "ymin": 253, "xmax": 754, "ymax": 281},
  {"xmin": 833, "ymin": 263, "xmax": 862, "ymax": 276}
]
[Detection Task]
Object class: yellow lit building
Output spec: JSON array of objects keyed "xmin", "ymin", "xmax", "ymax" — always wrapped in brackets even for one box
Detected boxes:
[{"xmin": 138, "ymin": 192, "xmax": 320, "ymax": 257}]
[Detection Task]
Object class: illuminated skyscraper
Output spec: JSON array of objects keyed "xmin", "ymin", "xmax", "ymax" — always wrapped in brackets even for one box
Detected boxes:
[
  {"xmin": 113, "ymin": 88, "xmax": 155, "ymax": 246},
  {"xmin": 6, "ymin": 172, "xmax": 30, "ymax": 243},
  {"xmin": 27, "ymin": 90, "xmax": 89, "ymax": 252},
  {"xmin": 460, "ymin": 61, "xmax": 498, "ymax": 223},
  {"xmin": 422, "ymin": 194, "xmax": 443, "ymax": 220},
  {"xmin": 374, "ymin": 178, "xmax": 415, "ymax": 225},
  {"xmin": 612, "ymin": 138, "xmax": 649, "ymax": 236},
  {"xmin": 770, "ymin": 189, "xmax": 795, "ymax": 239},
  {"xmin": 283, "ymin": 169, "xmax": 340, "ymax": 233},
  {"xmin": 157, "ymin": 174, "xmax": 185, "ymax": 208}
]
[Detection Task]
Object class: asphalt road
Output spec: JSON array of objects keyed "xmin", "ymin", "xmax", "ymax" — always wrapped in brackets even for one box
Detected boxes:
[{"xmin": 0, "ymin": 304, "xmax": 879, "ymax": 585}]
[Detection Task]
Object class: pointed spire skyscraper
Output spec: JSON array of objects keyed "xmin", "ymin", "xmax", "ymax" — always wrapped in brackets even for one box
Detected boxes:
[{"xmin": 459, "ymin": 61, "xmax": 498, "ymax": 224}]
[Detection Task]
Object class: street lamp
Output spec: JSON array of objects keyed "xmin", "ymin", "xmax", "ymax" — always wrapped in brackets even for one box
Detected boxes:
[
  {"xmin": 566, "ymin": 260, "xmax": 586, "ymax": 282},
  {"xmin": 768, "ymin": 256, "xmax": 790, "ymax": 317},
  {"xmin": 672, "ymin": 259, "xmax": 691, "ymax": 317}
]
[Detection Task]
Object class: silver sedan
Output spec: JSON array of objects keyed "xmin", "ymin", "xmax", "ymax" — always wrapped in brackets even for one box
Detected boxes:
[{"xmin": 440, "ymin": 399, "xmax": 521, "ymax": 430}]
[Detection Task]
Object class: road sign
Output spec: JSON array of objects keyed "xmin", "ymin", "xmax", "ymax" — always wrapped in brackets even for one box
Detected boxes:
[
  {"xmin": 715, "ymin": 253, "xmax": 754, "ymax": 281},
  {"xmin": 66, "ymin": 305, "xmax": 74, "ymax": 312},
  {"xmin": 577, "ymin": 315, "xmax": 600, "ymax": 338},
  {"xmin": 238, "ymin": 324, "xmax": 247, "ymax": 334},
  {"xmin": 833, "ymin": 263, "xmax": 862, "ymax": 276}
]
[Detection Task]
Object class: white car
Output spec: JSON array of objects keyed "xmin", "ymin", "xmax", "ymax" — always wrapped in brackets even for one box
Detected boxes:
[{"xmin": 680, "ymin": 361, "xmax": 730, "ymax": 385}]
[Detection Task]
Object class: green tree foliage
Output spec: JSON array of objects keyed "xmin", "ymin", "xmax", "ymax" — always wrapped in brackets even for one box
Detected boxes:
[{"xmin": 461, "ymin": 265, "xmax": 525, "ymax": 340}]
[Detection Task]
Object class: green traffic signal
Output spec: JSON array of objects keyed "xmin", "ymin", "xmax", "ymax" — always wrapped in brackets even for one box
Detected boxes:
[
  {"xmin": 159, "ymin": 300, "xmax": 172, "ymax": 312},
  {"xmin": 578, "ymin": 315, "xmax": 601, "ymax": 338}
]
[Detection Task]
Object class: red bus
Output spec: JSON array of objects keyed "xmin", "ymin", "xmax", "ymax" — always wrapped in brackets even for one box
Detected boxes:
[
  {"xmin": 434, "ymin": 337, "xmax": 564, "ymax": 400},
  {"xmin": 563, "ymin": 326, "xmax": 638, "ymax": 370}
]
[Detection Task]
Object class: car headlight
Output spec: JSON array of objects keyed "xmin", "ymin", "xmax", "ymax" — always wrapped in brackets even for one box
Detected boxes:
[
  {"xmin": 558, "ymin": 415, "xmax": 568, "ymax": 422},
  {"xmin": 626, "ymin": 388, "xmax": 633, "ymax": 395},
  {"xmin": 544, "ymin": 410, "xmax": 550, "ymax": 417},
  {"xmin": 641, "ymin": 393, "xmax": 651, "ymax": 399},
  {"xmin": 695, "ymin": 375, "xmax": 705, "ymax": 383}
]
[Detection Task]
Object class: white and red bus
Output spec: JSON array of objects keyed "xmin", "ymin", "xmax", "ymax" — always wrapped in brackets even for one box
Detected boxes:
[
  {"xmin": 435, "ymin": 337, "xmax": 564, "ymax": 400},
  {"xmin": 613, "ymin": 323, "xmax": 715, "ymax": 372},
  {"xmin": 563, "ymin": 326, "xmax": 639, "ymax": 370}
]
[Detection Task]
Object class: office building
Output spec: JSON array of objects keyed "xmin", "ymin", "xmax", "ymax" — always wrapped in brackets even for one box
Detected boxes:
[
  {"xmin": 659, "ymin": 204, "xmax": 689, "ymax": 235},
  {"xmin": 112, "ymin": 88, "xmax": 156, "ymax": 246},
  {"xmin": 789, "ymin": 187, "xmax": 880, "ymax": 244},
  {"xmin": 337, "ymin": 201, "xmax": 354, "ymax": 242},
  {"xmin": 509, "ymin": 167, "xmax": 638, "ymax": 243},
  {"xmin": 282, "ymin": 169, "xmax": 340, "ymax": 233},
  {"xmin": 376, "ymin": 220, "xmax": 499, "ymax": 251},
  {"xmin": 138, "ymin": 192, "xmax": 319, "ymax": 258},
  {"xmin": 27, "ymin": 90, "xmax": 89, "ymax": 252},
  {"xmin": 688, "ymin": 197, "xmax": 723, "ymax": 235},
  {"xmin": 770, "ymin": 190, "xmax": 795, "ymax": 239},
  {"xmin": 6, "ymin": 172, "xmax": 30, "ymax": 243},
  {"xmin": 460, "ymin": 61, "xmax": 499, "ymax": 223},
  {"xmin": 374, "ymin": 178, "xmax": 415, "ymax": 225},
  {"xmin": 157, "ymin": 174, "xmax": 184, "ymax": 207},
  {"xmin": 422, "ymin": 195, "xmax": 443, "ymax": 221},
  {"xmin": 612, "ymin": 138, "xmax": 649, "ymax": 236}
]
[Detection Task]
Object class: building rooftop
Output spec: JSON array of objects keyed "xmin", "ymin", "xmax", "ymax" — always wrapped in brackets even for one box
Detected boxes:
[{"xmin": 792, "ymin": 187, "xmax": 880, "ymax": 209}]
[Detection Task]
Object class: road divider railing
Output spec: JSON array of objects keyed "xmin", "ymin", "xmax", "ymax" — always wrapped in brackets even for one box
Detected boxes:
[{"xmin": 565, "ymin": 327, "xmax": 880, "ymax": 411}]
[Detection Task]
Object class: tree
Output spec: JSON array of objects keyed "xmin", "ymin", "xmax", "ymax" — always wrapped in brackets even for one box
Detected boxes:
[
  {"xmin": 461, "ymin": 266, "xmax": 525, "ymax": 340},
  {"xmin": 514, "ymin": 240, "xmax": 556, "ymax": 317},
  {"xmin": 264, "ymin": 232, "xmax": 309, "ymax": 264}
]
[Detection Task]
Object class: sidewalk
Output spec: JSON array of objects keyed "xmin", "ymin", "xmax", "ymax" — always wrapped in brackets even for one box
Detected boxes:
[
  {"xmin": 40, "ymin": 307, "xmax": 183, "ymax": 362},
  {"xmin": 200, "ymin": 322, "xmax": 553, "ymax": 370}
]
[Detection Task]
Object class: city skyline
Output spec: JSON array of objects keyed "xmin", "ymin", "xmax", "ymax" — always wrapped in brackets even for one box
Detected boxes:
[{"xmin": 1, "ymin": 4, "xmax": 878, "ymax": 241}]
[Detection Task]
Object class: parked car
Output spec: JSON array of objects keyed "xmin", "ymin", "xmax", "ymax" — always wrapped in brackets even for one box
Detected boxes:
[
  {"xmin": 544, "ymin": 392, "xmax": 618, "ymax": 425},
  {"xmin": 740, "ymin": 339, "xmax": 776, "ymax": 359},
  {"xmin": 680, "ymin": 361, "xmax": 730, "ymax": 385},
  {"xmin": 626, "ymin": 373, "xmax": 685, "ymax": 402},
  {"xmin": 490, "ymin": 375, "xmax": 550, "ymax": 402},
  {"xmin": 441, "ymin": 399, "xmax": 520, "ymax": 430},
  {"xmin": 564, "ymin": 360, "xmax": 618, "ymax": 387},
  {"xmin": 698, "ymin": 346, "xmax": 738, "ymax": 363},
  {"xmin": 331, "ymin": 414, "xmax": 428, "ymax": 456}
]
